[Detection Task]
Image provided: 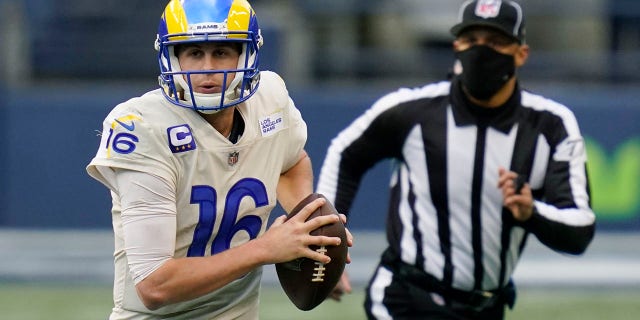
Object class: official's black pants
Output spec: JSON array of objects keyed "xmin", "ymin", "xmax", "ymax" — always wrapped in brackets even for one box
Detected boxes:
[{"xmin": 364, "ymin": 250, "xmax": 512, "ymax": 320}]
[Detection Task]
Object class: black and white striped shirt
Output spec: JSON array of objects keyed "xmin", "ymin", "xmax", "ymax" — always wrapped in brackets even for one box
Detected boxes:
[{"xmin": 317, "ymin": 78, "xmax": 595, "ymax": 291}]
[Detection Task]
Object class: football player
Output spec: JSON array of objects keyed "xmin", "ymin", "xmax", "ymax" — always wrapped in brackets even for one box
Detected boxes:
[{"xmin": 87, "ymin": 0, "xmax": 349, "ymax": 318}]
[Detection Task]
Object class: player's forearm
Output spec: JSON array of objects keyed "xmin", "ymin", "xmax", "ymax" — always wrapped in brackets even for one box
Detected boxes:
[
  {"xmin": 135, "ymin": 240, "xmax": 268, "ymax": 310},
  {"xmin": 277, "ymin": 150, "xmax": 314, "ymax": 213}
]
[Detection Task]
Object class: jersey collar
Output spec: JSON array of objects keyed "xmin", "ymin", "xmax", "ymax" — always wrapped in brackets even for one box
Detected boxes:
[{"xmin": 450, "ymin": 77, "xmax": 520, "ymax": 134}]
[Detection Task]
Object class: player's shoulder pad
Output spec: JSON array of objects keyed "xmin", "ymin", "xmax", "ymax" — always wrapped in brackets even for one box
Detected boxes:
[
  {"xmin": 102, "ymin": 90, "xmax": 168, "ymax": 136},
  {"xmin": 254, "ymin": 70, "xmax": 290, "ymax": 105},
  {"xmin": 259, "ymin": 70, "xmax": 287, "ymax": 88}
]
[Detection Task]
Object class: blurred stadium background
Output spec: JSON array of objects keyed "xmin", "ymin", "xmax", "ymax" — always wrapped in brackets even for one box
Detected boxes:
[{"xmin": 0, "ymin": 0, "xmax": 639, "ymax": 319}]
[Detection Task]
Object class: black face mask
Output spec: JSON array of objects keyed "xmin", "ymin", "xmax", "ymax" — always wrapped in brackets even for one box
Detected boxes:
[{"xmin": 456, "ymin": 45, "xmax": 515, "ymax": 100}]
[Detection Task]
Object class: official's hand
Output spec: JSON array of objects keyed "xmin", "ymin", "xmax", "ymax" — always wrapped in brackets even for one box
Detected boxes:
[
  {"xmin": 329, "ymin": 271, "xmax": 352, "ymax": 301},
  {"xmin": 498, "ymin": 167, "xmax": 534, "ymax": 222},
  {"xmin": 328, "ymin": 213, "xmax": 353, "ymax": 302},
  {"xmin": 338, "ymin": 213, "xmax": 354, "ymax": 264}
]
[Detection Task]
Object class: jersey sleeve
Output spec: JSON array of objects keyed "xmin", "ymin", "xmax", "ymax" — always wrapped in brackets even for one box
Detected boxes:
[
  {"xmin": 258, "ymin": 71, "xmax": 308, "ymax": 173},
  {"xmin": 116, "ymin": 169, "xmax": 177, "ymax": 284},
  {"xmin": 522, "ymin": 106, "xmax": 596, "ymax": 254},
  {"xmin": 317, "ymin": 90, "xmax": 410, "ymax": 215},
  {"xmin": 87, "ymin": 103, "xmax": 177, "ymax": 192},
  {"xmin": 281, "ymin": 96, "xmax": 307, "ymax": 172}
]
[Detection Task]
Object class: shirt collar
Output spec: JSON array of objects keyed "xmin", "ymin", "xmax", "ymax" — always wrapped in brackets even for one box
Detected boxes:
[{"xmin": 450, "ymin": 77, "xmax": 520, "ymax": 134}]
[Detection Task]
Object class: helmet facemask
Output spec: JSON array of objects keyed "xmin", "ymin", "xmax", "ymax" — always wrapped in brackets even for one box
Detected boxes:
[{"xmin": 158, "ymin": 35, "xmax": 261, "ymax": 113}]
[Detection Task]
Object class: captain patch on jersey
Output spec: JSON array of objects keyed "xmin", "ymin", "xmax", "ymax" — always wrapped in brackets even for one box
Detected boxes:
[{"xmin": 167, "ymin": 124, "xmax": 196, "ymax": 153}]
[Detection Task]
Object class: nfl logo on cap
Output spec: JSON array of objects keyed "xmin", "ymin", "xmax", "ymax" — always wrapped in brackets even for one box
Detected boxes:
[
  {"xmin": 476, "ymin": 0, "xmax": 501, "ymax": 18},
  {"xmin": 451, "ymin": 0, "xmax": 526, "ymax": 44}
]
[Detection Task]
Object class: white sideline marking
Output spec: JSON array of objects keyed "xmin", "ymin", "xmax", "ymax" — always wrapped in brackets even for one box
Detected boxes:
[{"xmin": 1, "ymin": 229, "xmax": 638, "ymax": 288}]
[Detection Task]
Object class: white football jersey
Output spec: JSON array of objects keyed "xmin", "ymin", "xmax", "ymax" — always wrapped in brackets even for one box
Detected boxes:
[{"xmin": 87, "ymin": 71, "xmax": 307, "ymax": 319}]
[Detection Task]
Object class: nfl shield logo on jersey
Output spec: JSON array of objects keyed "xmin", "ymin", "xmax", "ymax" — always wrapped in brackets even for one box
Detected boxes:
[
  {"xmin": 475, "ymin": 0, "xmax": 501, "ymax": 18},
  {"xmin": 228, "ymin": 151, "xmax": 239, "ymax": 167}
]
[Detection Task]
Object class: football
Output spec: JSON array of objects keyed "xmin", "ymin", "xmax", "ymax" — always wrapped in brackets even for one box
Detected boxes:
[{"xmin": 275, "ymin": 193, "xmax": 348, "ymax": 311}]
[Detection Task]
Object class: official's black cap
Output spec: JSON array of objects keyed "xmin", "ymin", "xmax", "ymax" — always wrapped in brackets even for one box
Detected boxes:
[{"xmin": 450, "ymin": 0, "xmax": 526, "ymax": 43}]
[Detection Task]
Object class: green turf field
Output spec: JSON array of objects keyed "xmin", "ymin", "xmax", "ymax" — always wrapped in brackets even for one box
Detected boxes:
[{"xmin": 1, "ymin": 283, "xmax": 638, "ymax": 319}]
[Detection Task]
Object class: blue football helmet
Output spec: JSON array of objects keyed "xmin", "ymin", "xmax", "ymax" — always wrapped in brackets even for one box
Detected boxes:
[{"xmin": 155, "ymin": 0, "xmax": 263, "ymax": 113}]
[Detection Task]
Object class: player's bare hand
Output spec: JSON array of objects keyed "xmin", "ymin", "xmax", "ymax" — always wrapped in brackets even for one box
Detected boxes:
[
  {"xmin": 259, "ymin": 198, "xmax": 342, "ymax": 264},
  {"xmin": 329, "ymin": 271, "xmax": 352, "ymax": 302},
  {"xmin": 498, "ymin": 167, "xmax": 534, "ymax": 222}
]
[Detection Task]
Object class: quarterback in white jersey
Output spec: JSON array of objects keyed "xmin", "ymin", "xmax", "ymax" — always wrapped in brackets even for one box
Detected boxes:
[{"xmin": 86, "ymin": 1, "xmax": 348, "ymax": 319}]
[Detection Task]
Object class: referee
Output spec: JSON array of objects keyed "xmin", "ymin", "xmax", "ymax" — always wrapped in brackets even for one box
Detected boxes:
[{"xmin": 317, "ymin": 1, "xmax": 596, "ymax": 319}]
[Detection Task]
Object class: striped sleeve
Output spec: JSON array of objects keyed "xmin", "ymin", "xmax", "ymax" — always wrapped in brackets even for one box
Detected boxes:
[
  {"xmin": 521, "ymin": 92, "xmax": 596, "ymax": 254},
  {"xmin": 317, "ymin": 82, "xmax": 450, "ymax": 215}
]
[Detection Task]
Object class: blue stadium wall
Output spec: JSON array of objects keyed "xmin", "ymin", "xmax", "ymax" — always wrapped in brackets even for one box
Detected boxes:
[{"xmin": 0, "ymin": 83, "xmax": 638, "ymax": 231}]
